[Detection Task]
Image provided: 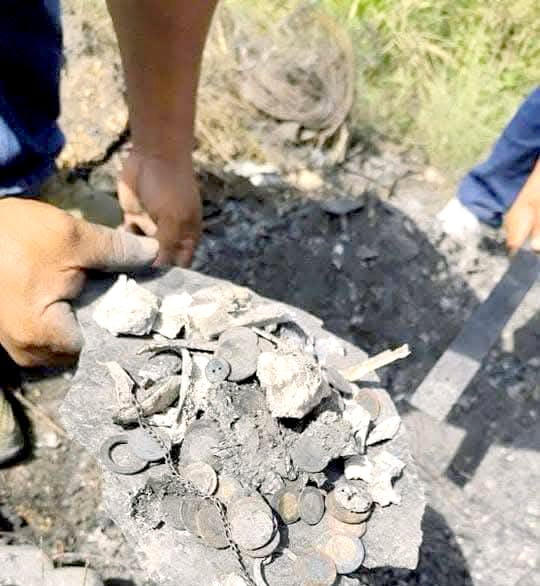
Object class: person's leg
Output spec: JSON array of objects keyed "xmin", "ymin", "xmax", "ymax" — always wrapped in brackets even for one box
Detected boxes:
[
  {"xmin": 457, "ymin": 86, "xmax": 540, "ymax": 227},
  {"xmin": 0, "ymin": 0, "xmax": 64, "ymax": 196}
]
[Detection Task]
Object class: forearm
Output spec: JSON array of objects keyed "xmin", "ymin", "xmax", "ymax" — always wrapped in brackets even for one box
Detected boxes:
[{"xmin": 107, "ymin": 0, "xmax": 218, "ymax": 162}]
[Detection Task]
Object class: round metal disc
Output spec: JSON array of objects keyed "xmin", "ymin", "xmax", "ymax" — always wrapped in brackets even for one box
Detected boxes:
[
  {"xmin": 100, "ymin": 434, "xmax": 148, "ymax": 475},
  {"xmin": 184, "ymin": 461, "xmax": 218, "ymax": 496},
  {"xmin": 298, "ymin": 487, "xmax": 325, "ymax": 526},
  {"xmin": 243, "ymin": 523, "xmax": 281, "ymax": 558},
  {"xmin": 127, "ymin": 427, "xmax": 168, "ymax": 462},
  {"xmin": 180, "ymin": 422, "xmax": 223, "ymax": 467},
  {"xmin": 327, "ymin": 514, "xmax": 367, "ymax": 538},
  {"xmin": 272, "ymin": 487, "xmax": 300, "ymax": 524},
  {"xmin": 295, "ymin": 551, "xmax": 337, "ymax": 586},
  {"xmin": 196, "ymin": 501, "xmax": 229, "ymax": 549},
  {"xmin": 160, "ymin": 493, "xmax": 185, "ymax": 529},
  {"xmin": 205, "ymin": 357, "xmax": 231, "ymax": 383},
  {"xmin": 352, "ymin": 388, "xmax": 381, "ymax": 420},
  {"xmin": 180, "ymin": 496, "xmax": 204, "ymax": 536},
  {"xmin": 320, "ymin": 533, "xmax": 365, "ymax": 574},
  {"xmin": 216, "ymin": 475, "xmax": 245, "ymax": 505},
  {"xmin": 228, "ymin": 496, "xmax": 275, "ymax": 550},
  {"xmin": 326, "ymin": 492, "xmax": 372, "ymax": 525},
  {"xmin": 216, "ymin": 327, "xmax": 260, "ymax": 382}
]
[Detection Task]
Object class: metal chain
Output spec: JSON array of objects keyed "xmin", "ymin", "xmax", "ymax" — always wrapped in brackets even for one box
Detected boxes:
[{"xmin": 130, "ymin": 387, "xmax": 257, "ymax": 586}]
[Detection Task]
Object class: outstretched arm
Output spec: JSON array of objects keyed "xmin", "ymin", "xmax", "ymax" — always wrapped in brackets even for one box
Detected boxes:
[{"xmin": 107, "ymin": 0, "xmax": 218, "ymax": 266}]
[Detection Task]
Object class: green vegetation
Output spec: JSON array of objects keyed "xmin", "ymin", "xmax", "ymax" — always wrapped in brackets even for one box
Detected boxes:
[{"xmin": 318, "ymin": 0, "xmax": 540, "ymax": 174}]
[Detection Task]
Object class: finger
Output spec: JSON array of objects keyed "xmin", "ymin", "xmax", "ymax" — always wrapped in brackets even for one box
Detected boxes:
[
  {"xmin": 123, "ymin": 213, "xmax": 158, "ymax": 237},
  {"xmin": 156, "ymin": 237, "xmax": 197, "ymax": 268},
  {"xmin": 75, "ymin": 220, "xmax": 159, "ymax": 271},
  {"xmin": 504, "ymin": 203, "xmax": 534, "ymax": 255},
  {"xmin": 5, "ymin": 303, "xmax": 83, "ymax": 367}
]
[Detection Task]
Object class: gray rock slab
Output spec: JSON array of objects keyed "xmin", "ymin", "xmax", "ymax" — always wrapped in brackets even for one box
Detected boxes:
[{"xmin": 60, "ymin": 268, "xmax": 425, "ymax": 585}]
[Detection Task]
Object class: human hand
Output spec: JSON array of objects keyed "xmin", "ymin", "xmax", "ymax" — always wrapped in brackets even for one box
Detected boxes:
[
  {"xmin": 117, "ymin": 151, "xmax": 202, "ymax": 267},
  {"xmin": 0, "ymin": 198, "xmax": 158, "ymax": 366},
  {"xmin": 504, "ymin": 160, "xmax": 540, "ymax": 253}
]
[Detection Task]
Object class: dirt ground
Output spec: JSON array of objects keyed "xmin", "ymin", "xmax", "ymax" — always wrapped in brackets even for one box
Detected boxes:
[{"xmin": 1, "ymin": 6, "xmax": 538, "ymax": 586}]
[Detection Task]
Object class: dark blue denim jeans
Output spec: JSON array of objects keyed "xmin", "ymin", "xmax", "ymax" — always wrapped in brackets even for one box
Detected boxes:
[
  {"xmin": 458, "ymin": 86, "xmax": 540, "ymax": 227},
  {"xmin": 0, "ymin": 0, "xmax": 64, "ymax": 196}
]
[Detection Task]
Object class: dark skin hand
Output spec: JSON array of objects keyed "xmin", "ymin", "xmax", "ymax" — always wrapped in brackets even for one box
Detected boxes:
[
  {"xmin": 107, "ymin": 0, "xmax": 218, "ymax": 266},
  {"xmin": 0, "ymin": 198, "xmax": 158, "ymax": 366}
]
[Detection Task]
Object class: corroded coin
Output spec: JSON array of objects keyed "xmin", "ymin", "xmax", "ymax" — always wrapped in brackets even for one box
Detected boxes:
[
  {"xmin": 160, "ymin": 493, "xmax": 185, "ymax": 530},
  {"xmin": 205, "ymin": 357, "xmax": 231, "ymax": 383},
  {"xmin": 196, "ymin": 500, "xmax": 229, "ymax": 549},
  {"xmin": 327, "ymin": 514, "xmax": 367, "ymax": 538},
  {"xmin": 184, "ymin": 461, "xmax": 218, "ymax": 496},
  {"xmin": 228, "ymin": 496, "xmax": 275, "ymax": 550},
  {"xmin": 215, "ymin": 475, "xmax": 245, "ymax": 505},
  {"xmin": 180, "ymin": 420, "xmax": 223, "ymax": 467},
  {"xmin": 216, "ymin": 327, "xmax": 260, "ymax": 382},
  {"xmin": 127, "ymin": 427, "xmax": 168, "ymax": 462},
  {"xmin": 180, "ymin": 496, "xmax": 204, "ymax": 536},
  {"xmin": 319, "ymin": 533, "xmax": 365, "ymax": 574},
  {"xmin": 299, "ymin": 487, "xmax": 325, "ymax": 526},
  {"xmin": 333, "ymin": 481, "xmax": 373, "ymax": 513},
  {"xmin": 243, "ymin": 524, "xmax": 281, "ymax": 558},
  {"xmin": 272, "ymin": 487, "xmax": 300, "ymax": 524},
  {"xmin": 326, "ymin": 491, "xmax": 372, "ymax": 525},
  {"xmin": 100, "ymin": 434, "xmax": 148, "ymax": 475},
  {"xmin": 295, "ymin": 551, "xmax": 337, "ymax": 586},
  {"xmin": 352, "ymin": 388, "xmax": 381, "ymax": 420},
  {"xmin": 291, "ymin": 434, "xmax": 331, "ymax": 473}
]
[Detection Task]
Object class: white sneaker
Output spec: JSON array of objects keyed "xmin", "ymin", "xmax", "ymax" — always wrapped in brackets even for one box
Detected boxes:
[{"xmin": 438, "ymin": 197, "xmax": 482, "ymax": 242}]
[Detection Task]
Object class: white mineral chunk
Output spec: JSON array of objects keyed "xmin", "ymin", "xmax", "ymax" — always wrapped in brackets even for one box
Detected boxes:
[
  {"xmin": 369, "ymin": 451, "xmax": 406, "ymax": 506},
  {"xmin": 93, "ymin": 275, "xmax": 159, "ymax": 336},
  {"xmin": 257, "ymin": 351, "xmax": 329, "ymax": 418},
  {"xmin": 314, "ymin": 336, "xmax": 345, "ymax": 365},
  {"xmin": 186, "ymin": 302, "xmax": 228, "ymax": 339},
  {"xmin": 345, "ymin": 454, "xmax": 374, "ymax": 483},
  {"xmin": 366, "ymin": 415, "xmax": 401, "ymax": 446},
  {"xmin": 343, "ymin": 400, "xmax": 371, "ymax": 452},
  {"xmin": 153, "ymin": 292, "xmax": 193, "ymax": 338},
  {"xmin": 192, "ymin": 283, "xmax": 252, "ymax": 314}
]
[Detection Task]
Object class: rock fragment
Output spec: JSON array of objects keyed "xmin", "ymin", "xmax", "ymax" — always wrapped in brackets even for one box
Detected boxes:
[
  {"xmin": 315, "ymin": 336, "xmax": 345, "ymax": 366},
  {"xmin": 342, "ymin": 401, "xmax": 371, "ymax": 452},
  {"xmin": 153, "ymin": 292, "xmax": 193, "ymax": 338},
  {"xmin": 257, "ymin": 351, "xmax": 329, "ymax": 418},
  {"xmin": 344, "ymin": 455, "xmax": 374, "ymax": 483},
  {"xmin": 366, "ymin": 416, "xmax": 401, "ymax": 446},
  {"xmin": 369, "ymin": 451, "xmax": 406, "ymax": 507},
  {"xmin": 93, "ymin": 275, "xmax": 159, "ymax": 336}
]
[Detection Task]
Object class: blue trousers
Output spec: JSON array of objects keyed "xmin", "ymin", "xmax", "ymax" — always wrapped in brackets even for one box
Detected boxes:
[
  {"xmin": 0, "ymin": 0, "xmax": 64, "ymax": 196},
  {"xmin": 458, "ymin": 87, "xmax": 540, "ymax": 227}
]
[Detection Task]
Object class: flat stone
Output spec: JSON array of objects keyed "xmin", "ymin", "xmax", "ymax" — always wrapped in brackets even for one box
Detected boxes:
[
  {"xmin": 299, "ymin": 487, "xmax": 326, "ymax": 526},
  {"xmin": 61, "ymin": 270, "xmax": 425, "ymax": 584},
  {"xmin": 93, "ymin": 274, "xmax": 160, "ymax": 336}
]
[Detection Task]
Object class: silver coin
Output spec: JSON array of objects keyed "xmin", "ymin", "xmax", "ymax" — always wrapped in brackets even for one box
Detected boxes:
[
  {"xmin": 100, "ymin": 434, "xmax": 148, "ymax": 475},
  {"xmin": 160, "ymin": 493, "xmax": 185, "ymax": 530},
  {"xmin": 180, "ymin": 496, "xmax": 204, "ymax": 536},
  {"xmin": 272, "ymin": 486, "xmax": 300, "ymax": 524},
  {"xmin": 216, "ymin": 327, "xmax": 260, "ymax": 382},
  {"xmin": 180, "ymin": 421, "xmax": 223, "ymax": 467},
  {"xmin": 333, "ymin": 481, "xmax": 373, "ymax": 513},
  {"xmin": 327, "ymin": 514, "xmax": 367, "ymax": 538},
  {"xmin": 127, "ymin": 427, "xmax": 168, "ymax": 462},
  {"xmin": 291, "ymin": 434, "xmax": 331, "ymax": 473},
  {"xmin": 319, "ymin": 533, "xmax": 365, "ymax": 574},
  {"xmin": 243, "ymin": 522, "xmax": 281, "ymax": 558},
  {"xmin": 138, "ymin": 353, "xmax": 182, "ymax": 387},
  {"xmin": 295, "ymin": 551, "xmax": 337, "ymax": 586},
  {"xmin": 205, "ymin": 357, "xmax": 231, "ymax": 383},
  {"xmin": 215, "ymin": 475, "xmax": 245, "ymax": 505},
  {"xmin": 184, "ymin": 461, "xmax": 218, "ymax": 496},
  {"xmin": 298, "ymin": 487, "xmax": 325, "ymax": 526},
  {"xmin": 228, "ymin": 496, "xmax": 275, "ymax": 550},
  {"xmin": 196, "ymin": 501, "xmax": 229, "ymax": 549}
]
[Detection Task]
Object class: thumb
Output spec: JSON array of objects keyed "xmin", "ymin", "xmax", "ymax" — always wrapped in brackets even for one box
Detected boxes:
[{"xmin": 75, "ymin": 220, "xmax": 159, "ymax": 271}]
